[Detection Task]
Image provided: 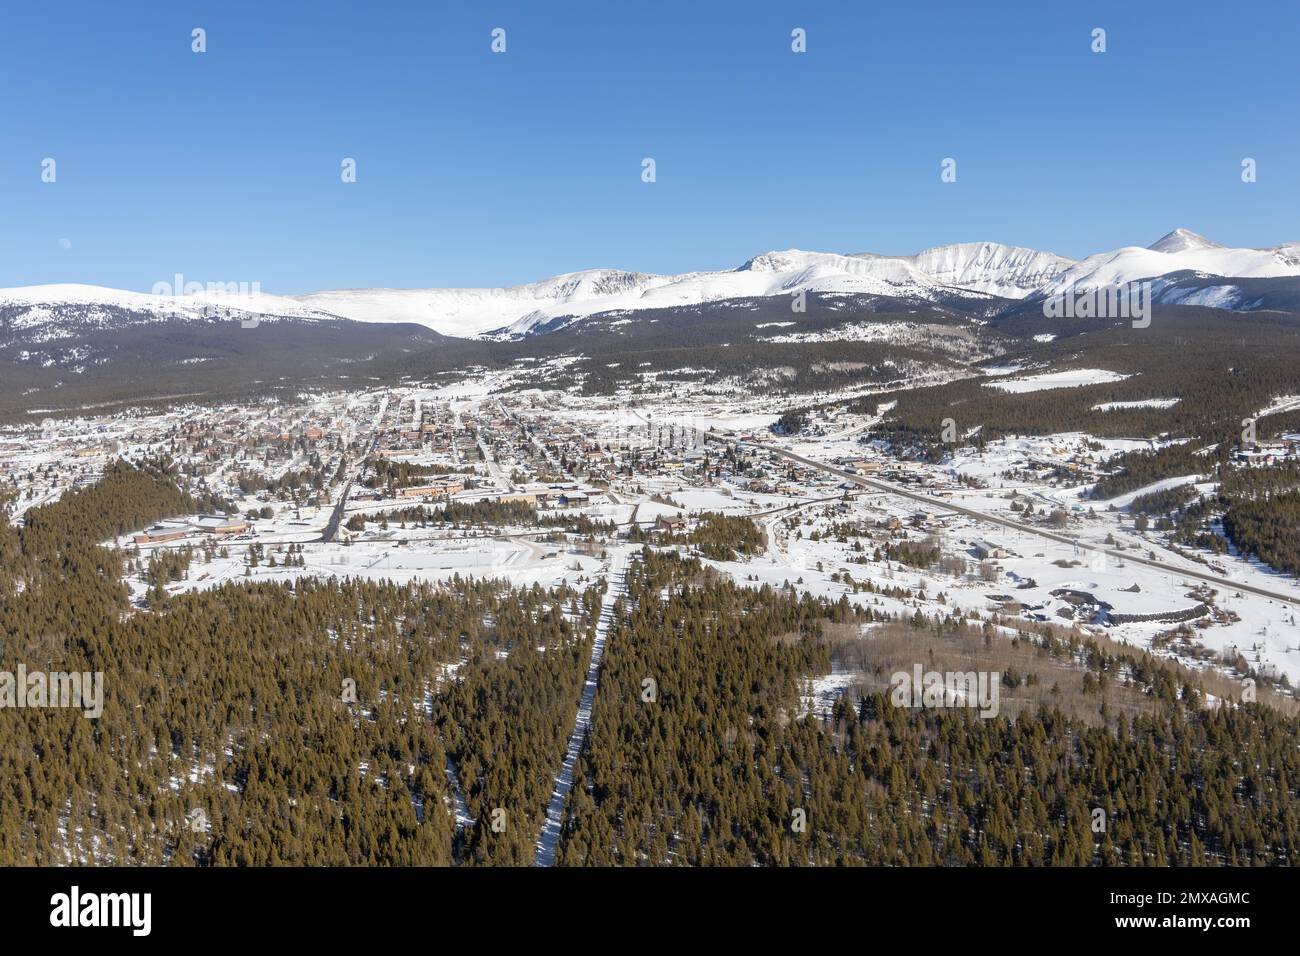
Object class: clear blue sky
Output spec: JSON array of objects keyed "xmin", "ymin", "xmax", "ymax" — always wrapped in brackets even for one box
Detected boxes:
[{"xmin": 2, "ymin": 0, "xmax": 1296, "ymax": 293}]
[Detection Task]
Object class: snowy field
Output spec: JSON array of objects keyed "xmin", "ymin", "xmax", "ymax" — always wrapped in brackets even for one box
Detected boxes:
[
  {"xmin": 128, "ymin": 536, "xmax": 607, "ymax": 603},
  {"xmin": 984, "ymin": 368, "xmax": 1131, "ymax": 393}
]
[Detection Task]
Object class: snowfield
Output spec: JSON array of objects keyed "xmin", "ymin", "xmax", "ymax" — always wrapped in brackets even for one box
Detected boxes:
[
  {"xmin": 984, "ymin": 368, "xmax": 1132, "ymax": 393},
  {"xmin": 1093, "ymin": 398, "xmax": 1181, "ymax": 411}
]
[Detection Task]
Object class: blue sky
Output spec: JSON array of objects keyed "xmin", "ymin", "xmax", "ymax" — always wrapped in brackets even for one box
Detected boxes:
[{"xmin": 2, "ymin": 0, "xmax": 1296, "ymax": 293}]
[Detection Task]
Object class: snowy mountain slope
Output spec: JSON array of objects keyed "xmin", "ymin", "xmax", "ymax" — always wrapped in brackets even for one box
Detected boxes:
[
  {"xmin": 1146, "ymin": 227, "xmax": 1223, "ymax": 254},
  {"xmin": 295, "ymin": 259, "xmax": 897, "ymax": 339},
  {"xmin": 1040, "ymin": 230, "xmax": 1300, "ymax": 298},
  {"xmin": 0, "ymin": 283, "xmax": 340, "ymax": 341},
  {"xmin": 1148, "ymin": 272, "xmax": 1300, "ymax": 313},
  {"xmin": 293, "ymin": 246, "xmax": 1045, "ymax": 339},
  {"xmin": 296, "ymin": 270, "xmax": 682, "ymax": 339},
  {"xmin": 851, "ymin": 242, "xmax": 1077, "ymax": 298}
]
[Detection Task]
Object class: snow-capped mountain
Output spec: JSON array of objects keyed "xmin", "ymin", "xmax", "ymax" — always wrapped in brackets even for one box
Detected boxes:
[
  {"xmin": 5, "ymin": 229, "xmax": 1300, "ymax": 344},
  {"xmin": 0, "ymin": 283, "xmax": 341, "ymax": 343},
  {"xmin": 1146, "ymin": 227, "xmax": 1223, "ymax": 254},
  {"xmin": 295, "ymin": 271, "xmax": 679, "ymax": 340},
  {"xmin": 295, "ymin": 229, "xmax": 1300, "ymax": 335},
  {"xmin": 1040, "ymin": 230, "xmax": 1300, "ymax": 300},
  {"xmin": 292, "ymin": 244, "xmax": 1072, "ymax": 339}
]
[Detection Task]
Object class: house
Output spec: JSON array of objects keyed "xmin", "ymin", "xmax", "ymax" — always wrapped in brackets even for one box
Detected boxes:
[
  {"xmin": 971, "ymin": 540, "xmax": 1007, "ymax": 560},
  {"xmin": 655, "ymin": 514, "xmax": 687, "ymax": 534}
]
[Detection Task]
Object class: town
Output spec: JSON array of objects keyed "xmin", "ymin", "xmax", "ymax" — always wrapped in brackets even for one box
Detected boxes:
[{"xmin": 5, "ymin": 375, "xmax": 1299, "ymax": 699}]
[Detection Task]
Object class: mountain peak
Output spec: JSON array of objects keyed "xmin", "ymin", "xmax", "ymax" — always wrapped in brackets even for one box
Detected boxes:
[
  {"xmin": 1148, "ymin": 228, "xmax": 1222, "ymax": 254},
  {"xmin": 737, "ymin": 250, "xmax": 820, "ymax": 273}
]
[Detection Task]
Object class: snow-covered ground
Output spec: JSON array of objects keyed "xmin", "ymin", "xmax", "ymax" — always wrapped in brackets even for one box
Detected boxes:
[
  {"xmin": 984, "ymin": 368, "xmax": 1132, "ymax": 393},
  {"xmin": 128, "ymin": 536, "xmax": 605, "ymax": 601},
  {"xmin": 1093, "ymin": 398, "xmax": 1180, "ymax": 411}
]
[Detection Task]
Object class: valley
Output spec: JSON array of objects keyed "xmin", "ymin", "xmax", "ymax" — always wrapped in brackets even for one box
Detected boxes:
[{"xmin": 4, "ymin": 227, "xmax": 1300, "ymax": 869}]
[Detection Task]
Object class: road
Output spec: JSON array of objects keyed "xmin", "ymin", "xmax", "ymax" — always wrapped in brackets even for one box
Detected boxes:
[
  {"xmin": 319, "ymin": 480, "xmax": 353, "ymax": 543},
  {"xmin": 756, "ymin": 492, "xmax": 844, "ymax": 564},
  {"xmin": 320, "ymin": 430, "xmax": 381, "ymax": 543},
  {"xmin": 758, "ymin": 443, "xmax": 1300, "ymax": 610},
  {"xmin": 535, "ymin": 549, "xmax": 628, "ymax": 866}
]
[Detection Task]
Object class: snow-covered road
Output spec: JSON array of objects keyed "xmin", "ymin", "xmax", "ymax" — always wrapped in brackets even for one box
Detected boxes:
[{"xmin": 534, "ymin": 549, "xmax": 628, "ymax": 866}]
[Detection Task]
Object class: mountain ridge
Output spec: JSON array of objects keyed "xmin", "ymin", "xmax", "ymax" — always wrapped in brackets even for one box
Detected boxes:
[{"xmin": 5, "ymin": 229, "xmax": 1299, "ymax": 342}]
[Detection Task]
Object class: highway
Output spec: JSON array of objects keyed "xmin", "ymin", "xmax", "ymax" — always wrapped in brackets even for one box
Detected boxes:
[
  {"xmin": 742, "ymin": 440, "xmax": 1300, "ymax": 610},
  {"xmin": 319, "ymin": 480, "xmax": 353, "ymax": 543}
]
